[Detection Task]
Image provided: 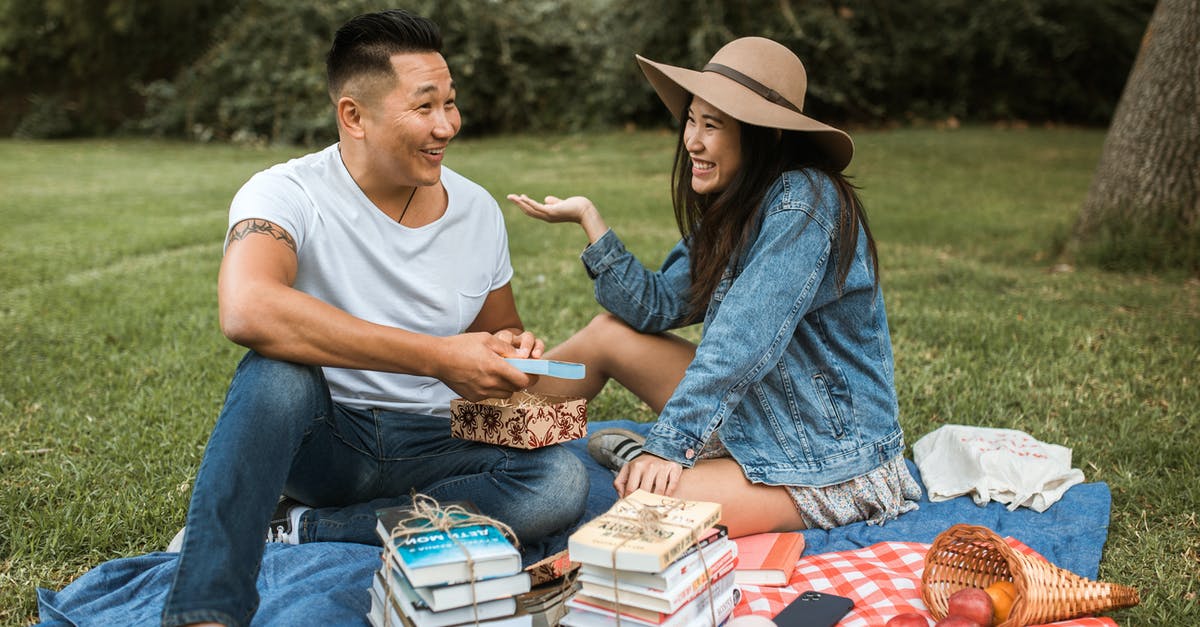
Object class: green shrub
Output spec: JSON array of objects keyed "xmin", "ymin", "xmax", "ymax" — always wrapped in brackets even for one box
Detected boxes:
[
  {"xmin": 0, "ymin": 0, "xmax": 236, "ymax": 137},
  {"xmin": 4, "ymin": 0, "xmax": 1156, "ymax": 140}
]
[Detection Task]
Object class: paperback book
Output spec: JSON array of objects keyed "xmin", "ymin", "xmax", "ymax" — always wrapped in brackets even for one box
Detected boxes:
[
  {"xmin": 410, "ymin": 569, "xmax": 531, "ymax": 611},
  {"xmin": 562, "ymin": 569, "xmax": 738, "ymax": 627},
  {"xmin": 370, "ymin": 568, "xmax": 522, "ymax": 627},
  {"xmin": 568, "ymin": 490, "xmax": 721, "ymax": 573},
  {"xmin": 577, "ymin": 526, "xmax": 731, "ymax": 591},
  {"xmin": 376, "ymin": 503, "xmax": 521, "ymax": 587},
  {"xmin": 516, "ymin": 577, "xmax": 580, "ymax": 627},
  {"xmin": 576, "ymin": 547, "xmax": 737, "ymax": 613}
]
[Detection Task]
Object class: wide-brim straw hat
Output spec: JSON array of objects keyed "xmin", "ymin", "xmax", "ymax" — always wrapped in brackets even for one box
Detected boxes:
[{"xmin": 637, "ymin": 37, "xmax": 854, "ymax": 171}]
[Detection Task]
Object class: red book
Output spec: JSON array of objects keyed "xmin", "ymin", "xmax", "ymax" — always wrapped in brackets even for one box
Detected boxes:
[{"xmin": 732, "ymin": 532, "xmax": 804, "ymax": 586}]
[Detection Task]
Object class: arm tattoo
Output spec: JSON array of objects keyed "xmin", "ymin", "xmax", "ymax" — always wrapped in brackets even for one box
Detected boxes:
[{"xmin": 227, "ymin": 219, "xmax": 296, "ymax": 253}]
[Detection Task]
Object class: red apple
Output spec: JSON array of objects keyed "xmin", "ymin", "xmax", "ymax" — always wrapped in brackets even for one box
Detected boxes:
[
  {"xmin": 886, "ymin": 612, "xmax": 930, "ymax": 626},
  {"xmin": 946, "ymin": 587, "xmax": 994, "ymax": 625},
  {"xmin": 935, "ymin": 616, "xmax": 984, "ymax": 627}
]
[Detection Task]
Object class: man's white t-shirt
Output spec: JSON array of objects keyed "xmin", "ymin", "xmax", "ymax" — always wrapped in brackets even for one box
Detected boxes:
[{"xmin": 227, "ymin": 144, "xmax": 513, "ymax": 417}]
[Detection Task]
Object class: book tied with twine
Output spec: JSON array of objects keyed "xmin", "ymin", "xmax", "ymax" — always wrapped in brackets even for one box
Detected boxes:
[
  {"xmin": 374, "ymin": 496, "xmax": 523, "ymax": 589},
  {"xmin": 370, "ymin": 495, "xmax": 534, "ymax": 626},
  {"xmin": 567, "ymin": 489, "xmax": 722, "ymax": 573}
]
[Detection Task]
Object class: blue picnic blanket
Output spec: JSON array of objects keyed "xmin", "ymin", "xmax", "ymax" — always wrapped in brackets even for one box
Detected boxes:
[{"xmin": 37, "ymin": 420, "xmax": 1112, "ymax": 626}]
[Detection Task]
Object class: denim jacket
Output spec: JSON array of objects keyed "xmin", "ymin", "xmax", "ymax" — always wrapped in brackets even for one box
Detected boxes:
[{"xmin": 580, "ymin": 169, "xmax": 905, "ymax": 487}]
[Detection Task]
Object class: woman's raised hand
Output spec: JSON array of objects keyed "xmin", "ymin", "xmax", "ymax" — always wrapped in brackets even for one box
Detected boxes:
[
  {"xmin": 507, "ymin": 194, "xmax": 609, "ymax": 243},
  {"xmin": 506, "ymin": 194, "xmax": 592, "ymax": 223}
]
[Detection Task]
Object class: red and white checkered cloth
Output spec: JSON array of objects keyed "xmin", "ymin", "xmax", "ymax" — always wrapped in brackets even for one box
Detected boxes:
[{"xmin": 732, "ymin": 538, "xmax": 1118, "ymax": 626}]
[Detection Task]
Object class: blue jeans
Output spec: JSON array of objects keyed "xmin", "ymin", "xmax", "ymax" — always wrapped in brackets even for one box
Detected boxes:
[{"xmin": 162, "ymin": 352, "xmax": 589, "ymax": 627}]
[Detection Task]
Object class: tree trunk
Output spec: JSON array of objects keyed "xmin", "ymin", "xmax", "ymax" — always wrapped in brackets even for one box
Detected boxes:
[{"xmin": 1072, "ymin": 0, "xmax": 1199, "ymax": 270}]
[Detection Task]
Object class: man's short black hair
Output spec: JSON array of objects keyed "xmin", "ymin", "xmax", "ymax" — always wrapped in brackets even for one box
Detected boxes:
[{"xmin": 326, "ymin": 10, "xmax": 443, "ymax": 101}]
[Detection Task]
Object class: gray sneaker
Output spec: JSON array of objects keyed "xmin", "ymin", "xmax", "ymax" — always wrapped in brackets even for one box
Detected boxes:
[{"xmin": 587, "ymin": 428, "xmax": 646, "ymax": 471}]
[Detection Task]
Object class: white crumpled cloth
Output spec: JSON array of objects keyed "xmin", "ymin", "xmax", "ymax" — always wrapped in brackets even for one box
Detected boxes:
[{"xmin": 912, "ymin": 424, "xmax": 1086, "ymax": 512}]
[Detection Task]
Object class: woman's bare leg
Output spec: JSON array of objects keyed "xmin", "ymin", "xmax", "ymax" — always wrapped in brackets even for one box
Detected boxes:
[
  {"xmin": 538, "ymin": 316, "xmax": 802, "ymax": 534},
  {"xmin": 672, "ymin": 458, "xmax": 806, "ymax": 536},
  {"xmin": 534, "ymin": 313, "xmax": 695, "ymax": 412}
]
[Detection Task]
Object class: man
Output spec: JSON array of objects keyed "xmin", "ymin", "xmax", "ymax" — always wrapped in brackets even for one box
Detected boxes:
[{"xmin": 161, "ymin": 10, "xmax": 588, "ymax": 627}]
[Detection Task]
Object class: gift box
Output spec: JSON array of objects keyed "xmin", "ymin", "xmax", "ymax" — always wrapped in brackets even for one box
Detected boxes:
[{"xmin": 450, "ymin": 391, "xmax": 587, "ymax": 449}]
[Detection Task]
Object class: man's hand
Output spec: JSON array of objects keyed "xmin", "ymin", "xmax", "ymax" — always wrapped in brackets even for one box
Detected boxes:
[
  {"xmin": 614, "ymin": 452, "xmax": 684, "ymax": 497},
  {"xmin": 434, "ymin": 331, "xmax": 543, "ymax": 401}
]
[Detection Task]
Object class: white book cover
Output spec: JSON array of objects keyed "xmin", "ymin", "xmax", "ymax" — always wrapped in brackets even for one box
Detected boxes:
[
  {"xmin": 577, "ymin": 530, "xmax": 732, "ymax": 591},
  {"xmin": 412, "ymin": 570, "xmax": 531, "ymax": 611},
  {"xmin": 374, "ymin": 567, "xmax": 517, "ymax": 627},
  {"xmin": 575, "ymin": 549, "xmax": 736, "ymax": 613},
  {"xmin": 562, "ymin": 572, "xmax": 739, "ymax": 627},
  {"xmin": 576, "ymin": 547, "xmax": 734, "ymax": 610},
  {"xmin": 568, "ymin": 490, "xmax": 721, "ymax": 573}
]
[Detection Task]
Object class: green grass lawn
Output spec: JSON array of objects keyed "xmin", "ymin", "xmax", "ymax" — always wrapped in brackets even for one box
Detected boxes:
[{"xmin": 2, "ymin": 129, "xmax": 1197, "ymax": 624}]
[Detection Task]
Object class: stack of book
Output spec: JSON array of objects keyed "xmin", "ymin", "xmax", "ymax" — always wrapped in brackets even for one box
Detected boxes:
[
  {"xmin": 561, "ymin": 490, "xmax": 739, "ymax": 627},
  {"xmin": 517, "ymin": 551, "xmax": 582, "ymax": 627},
  {"xmin": 369, "ymin": 503, "xmax": 533, "ymax": 627}
]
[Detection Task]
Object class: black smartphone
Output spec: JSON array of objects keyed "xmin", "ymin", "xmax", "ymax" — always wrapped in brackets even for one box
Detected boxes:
[{"xmin": 771, "ymin": 590, "xmax": 855, "ymax": 627}]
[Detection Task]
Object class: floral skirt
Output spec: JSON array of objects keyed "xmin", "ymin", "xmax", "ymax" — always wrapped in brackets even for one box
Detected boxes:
[{"xmin": 698, "ymin": 436, "xmax": 922, "ymax": 530}]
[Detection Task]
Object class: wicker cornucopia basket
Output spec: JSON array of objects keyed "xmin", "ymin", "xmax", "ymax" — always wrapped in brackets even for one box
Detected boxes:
[{"xmin": 921, "ymin": 524, "xmax": 1139, "ymax": 627}]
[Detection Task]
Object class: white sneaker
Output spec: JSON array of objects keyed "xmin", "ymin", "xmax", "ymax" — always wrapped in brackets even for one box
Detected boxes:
[
  {"xmin": 167, "ymin": 526, "xmax": 186, "ymax": 552},
  {"xmin": 265, "ymin": 496, "xmax": 310, "ymax": 545},
  {"xmin": 165, "ymin": 497, "xmax": 310, "ymax": 552}
]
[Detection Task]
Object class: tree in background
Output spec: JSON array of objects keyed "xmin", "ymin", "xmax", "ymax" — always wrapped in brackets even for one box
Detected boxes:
[
  {"xmin": 0, "ymin": 0, "xmax": 235, "ymax": 137},
  {"xmin": 2, "ymin": 0, "xmax": 1156, "ymax": 141},
  {"xmin": 1072, "ymin": 0, "xmax": 1199, "ymax": 272}
]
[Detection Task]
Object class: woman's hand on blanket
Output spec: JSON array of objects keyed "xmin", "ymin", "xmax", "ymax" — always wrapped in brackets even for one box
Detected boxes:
[
  {"xmin": 507, "ymin": 193, "xmax": 609, "ymax": 244},
  {"xmin": 615, "ymin": 452, "xmax": 683, "ymax": 497}
]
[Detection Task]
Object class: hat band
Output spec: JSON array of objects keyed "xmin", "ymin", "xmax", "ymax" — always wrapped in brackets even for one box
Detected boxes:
[{"xmin": 703, "ymin": 63, "xmax": 802, "ymax": 115}]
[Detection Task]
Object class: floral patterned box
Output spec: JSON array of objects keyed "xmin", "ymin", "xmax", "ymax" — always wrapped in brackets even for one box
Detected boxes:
[{"xmin": 450, "ymin": 391, "xmax": 587, "ymax": 449}]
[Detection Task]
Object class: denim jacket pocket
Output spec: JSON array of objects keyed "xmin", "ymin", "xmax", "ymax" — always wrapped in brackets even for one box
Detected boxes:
[{"xmin": 811, "ymin": 372, "xmax": 847, "ymax": 439}]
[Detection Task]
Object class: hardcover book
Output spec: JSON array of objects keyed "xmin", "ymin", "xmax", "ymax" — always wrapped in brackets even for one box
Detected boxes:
[
  {"xmin": 568, "ymin": 490, "xmax": 721, "ymax": 573},
  {"xmin": 732, "ymin": 531, "xmax": 804, "ymax": 586}
]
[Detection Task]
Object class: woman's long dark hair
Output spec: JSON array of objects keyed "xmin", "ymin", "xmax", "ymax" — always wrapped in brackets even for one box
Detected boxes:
[{"xmin": 671, "ymin": 98, "xmax": 878, "ymax": 317}]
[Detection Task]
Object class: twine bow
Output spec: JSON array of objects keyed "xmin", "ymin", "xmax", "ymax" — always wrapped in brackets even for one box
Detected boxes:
[
  {"xmin": 600, "ymin": 495, "xmax": 718, "ymax": 626},
  {"xmin": 383, "ymin": 493, "xmax": 520, "ymax": 626}
]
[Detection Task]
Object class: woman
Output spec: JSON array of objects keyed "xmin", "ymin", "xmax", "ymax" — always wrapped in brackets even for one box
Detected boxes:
[{"xmin": 508, "ymin": 37, "xmax": 920, "ymax": 537}]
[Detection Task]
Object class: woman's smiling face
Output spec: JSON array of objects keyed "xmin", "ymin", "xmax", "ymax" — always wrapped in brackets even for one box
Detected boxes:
[{"xmin": 683, "ymin": 96, "xmax": 743, "ymax": 195}]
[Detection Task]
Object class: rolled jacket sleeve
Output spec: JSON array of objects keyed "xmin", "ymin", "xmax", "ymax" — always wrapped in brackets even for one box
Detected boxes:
[
  {"xmin": 581, "ymin": 228, "xmax": 695, "ymax": 333},
  {"xmin": 641, "ymin": 188, "xmax": 836, "ymax": 468}
]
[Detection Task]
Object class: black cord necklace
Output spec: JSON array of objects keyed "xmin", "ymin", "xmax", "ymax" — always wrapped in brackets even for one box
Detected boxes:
[{"xmin": 396, "ymin": 186, "xmax": 418, "ymax": 224}]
